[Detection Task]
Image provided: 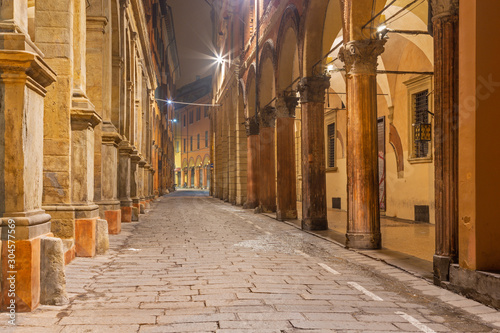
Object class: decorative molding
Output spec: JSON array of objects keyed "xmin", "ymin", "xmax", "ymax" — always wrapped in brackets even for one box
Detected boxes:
[{"xmin": 339, "ymin": 39, "xmax": 386, "ymax": 75}]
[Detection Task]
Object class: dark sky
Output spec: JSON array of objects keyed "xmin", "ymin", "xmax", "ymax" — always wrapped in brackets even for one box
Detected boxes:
[{"xmin": 169, "ymin": 0, "xmax": 215, "ymax": 89}]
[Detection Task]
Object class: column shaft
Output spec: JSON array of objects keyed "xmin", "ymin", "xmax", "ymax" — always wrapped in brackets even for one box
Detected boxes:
[
  {"xmin": 244, "ymin": 118, "xmax": 260, "ymax": 209},
  {"xmin": 276, "ymin": 95, "xmax": 298, "ymax": 220},
  {"xmin": 298, "ymin": 76, "xmax": 330, "ymax": 230},
  {"xmin": 432, "ymin": 0, "xmax": 459, "ymax": 283},
  {"xmin": 340, "ymin": 39, "xmax": 385, "ymax": 249}
]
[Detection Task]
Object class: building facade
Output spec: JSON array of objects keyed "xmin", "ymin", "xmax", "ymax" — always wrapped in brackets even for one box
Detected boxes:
[
  {"xmin": 211, "ymin": 0, "xmax": 500, "ymax": 308},
  {"xmin": 0, "ymin": 0, "xmax": 178, "ymax": 311},
  {"xmin": 174, "ymin": 76, "xmax": 212, "ymax": 189}
]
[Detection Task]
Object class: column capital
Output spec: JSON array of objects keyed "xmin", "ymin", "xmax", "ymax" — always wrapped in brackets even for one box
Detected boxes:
[
  {"xmin": 339, "ymin": 39, "xmax": 386, "ymax": 75},
  {"xmin": 298, "ymin": 76, "xmax": 330, "ymax": 104},
  {"xmin": 431, "ymin": 0, "xmax": 459, "ymax": 20},
  {"xmin": 260, "ymin": 105, "xmax": 277, "ymax": 128},
  {"xmin": 276, "ymin": 92, "xmax": 299, "ymax": 118},
  {"xmin": 245, "ymin": 117, "xmax": 260, "ymax": 136},
  {"xmin": 120, "ymin": 0, "xmax": 130, "ymax": 9}
]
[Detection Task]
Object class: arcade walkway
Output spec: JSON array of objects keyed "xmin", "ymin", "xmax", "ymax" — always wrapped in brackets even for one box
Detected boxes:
[{"xmin": 2, "ymin": 191, "xmax": 499, "ymax": 332}]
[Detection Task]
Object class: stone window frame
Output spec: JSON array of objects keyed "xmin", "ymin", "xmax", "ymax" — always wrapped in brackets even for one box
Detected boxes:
[
  {"xmin": 403, "ymin": 74, "xmax": 434, "ymax": 164},
  {"xmin": 325, "ymin": 110, "xmax": 338, "ymax": 172}
]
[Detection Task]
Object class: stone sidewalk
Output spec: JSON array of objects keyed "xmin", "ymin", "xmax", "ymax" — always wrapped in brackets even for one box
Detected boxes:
[{"xmin": 1, "ymin": 192, "xmax": 499, "ymax": 332}]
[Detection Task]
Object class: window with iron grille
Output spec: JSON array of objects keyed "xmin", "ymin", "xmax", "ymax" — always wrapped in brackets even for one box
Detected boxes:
[
  {"xmin": 327, "ymin": 123, "xmax": 336, "ymax": 168},
  {"xmin": 413, "ymin": 90, "xmax": 429, "ymax": 158}
]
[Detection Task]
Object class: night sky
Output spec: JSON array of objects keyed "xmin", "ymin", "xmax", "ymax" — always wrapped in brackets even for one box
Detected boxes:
[{"xmin": 168, "ymin": 0, "xmax": 216, "ymax": 89}]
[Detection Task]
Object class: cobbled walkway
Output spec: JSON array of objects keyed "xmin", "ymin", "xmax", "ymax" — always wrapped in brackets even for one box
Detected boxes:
[{"xmin": 2, "ymin": 190, "xmax": 500, "ymax": 332}]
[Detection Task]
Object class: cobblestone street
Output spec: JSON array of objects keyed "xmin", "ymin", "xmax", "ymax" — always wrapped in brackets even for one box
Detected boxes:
[{"xmin": 2, "ymin": 190, "xmax": 500, "ymax": 332}]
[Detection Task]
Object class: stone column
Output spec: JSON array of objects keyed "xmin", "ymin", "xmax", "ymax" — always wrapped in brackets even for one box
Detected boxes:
[
  {"xmin": 276, "ymin": 94, "xmax": 298, "ymax": 220},
  {"xmin": 118, "ymin": 141, "xmax": 133, "ymax": 222},
  {"xmin": 0, "ymin": 1, "xmax": 57, "ymax": 311},
  {"xmin": 259, "ymin": 106, "xmax": 277, "ymax": 213},
  {"xmin": 188, "ymin": 168, "xmax": 192, "ymax": 188},
  {"xmin": 203, "ymin": 166, "xmax": 208, "ymax": 188},
  {"xmin": 340, "ymin": 39, "xmax": 385, "ymax": 249},
  {"xmin": 139, "ymin": 160, "xmax": 146, "ymax": 213},
  {"xmin": 181, "ymin": 168, "xmax": 185, "ymax": 187},
  {"xmin": 298, "ymin": 76, "xmax": 330, "ymax": 230},
  {"xmin": 130, "ymin": 152, "xmax": 140, "ymax": 221},
  {"xmin": 244, "ymin": 118, "xmax": 260, "ymax": 209},
  {"xmin": 431, "ymin": 0, "xmax": 459, "ymax": 284},
  {"xmin": 101, "ymin": 130, "xmax": 121, "ymax": 234},
  {"xmin": 195, "ymin": 167, "xmax": 200, "ymax": 188}
]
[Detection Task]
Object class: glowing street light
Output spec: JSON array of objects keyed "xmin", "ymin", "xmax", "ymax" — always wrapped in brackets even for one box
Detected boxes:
[
  {"xmin": 167, "ymin": 99, "xmax": 173, "ymax": 104},
  {"xmin": 216, "ymin": 54, "xmax": 223, "ymax": 65}
]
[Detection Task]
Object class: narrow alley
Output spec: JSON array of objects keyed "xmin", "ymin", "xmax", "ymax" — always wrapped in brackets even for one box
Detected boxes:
[{"xmin": 2, "ymin": 190, "xmax": 499, "ymax": 333}]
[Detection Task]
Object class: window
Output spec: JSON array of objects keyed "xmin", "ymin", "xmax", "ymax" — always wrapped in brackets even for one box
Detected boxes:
[
  {"xmin": 205, "ymin": 131, "xmax": 208, "ymax": 147},
  {"xmin": 204, "ymin": 107, "xmax": 209, "ymax": 118},
  {"xmin": 183, "ymin": 114, "xmax": 186, "ymax": 127},
  {"xmin": 413, "ymin": 90, "xmax": 429, "ymax": 158},
  {"xmin": 190, "ymin": 136, "xmax": 193, "ymax": 151},
  {"xmin": 197, "ymin": 134, "xmax": 200, "ymax": 149},
  {"xmin": 176, "ymin": 141, "xmax": 179, "ymax": 153},
  {"xmin": 183, "ymin": 139, "xmax": 186, "ymax": 152},
  {"xmin": 327, "ymin": 123, "xmax": 336, "ymax": 168},
  {"xmin": 196, "ymin": 108, "xmax": 201, "ymax": 121},
  {"xmin": 189, "ymin": 111, "xmax": 193, "ymax": 124},
  {"xmin": 404, "ymin": 75, "xmax": 433, "ymax": 163}
]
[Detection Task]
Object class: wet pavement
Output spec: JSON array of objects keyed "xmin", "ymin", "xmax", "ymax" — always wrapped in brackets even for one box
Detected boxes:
[{"xmin": 2, "ymin": 190, "xmax": 499, "ymax": 332}]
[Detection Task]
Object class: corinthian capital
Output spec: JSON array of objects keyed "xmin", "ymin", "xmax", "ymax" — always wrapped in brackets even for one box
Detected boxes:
[
  {"xmin": 339, "ymin": 39, "xmax": 386, "ymax": 75},
  {"xmin": 260, "ymin": 106, "xmax": 277, "ymax": 128},
  {"xmin": 431, "ymin": 0, "xmax": 459, "ymax": 19},
  {"xmin": 298, "ymin": 76, "xmax": 330, "ymax": 104},
  {"xmin": 245, "ymin": 117, "xmax": 260, "ymax": 136},
  {"xmin": 276, "ymin": 93, "xmax": 299, "ymax": 118}
]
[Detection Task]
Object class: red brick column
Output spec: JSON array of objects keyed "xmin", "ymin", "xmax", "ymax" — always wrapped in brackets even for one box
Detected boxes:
[
  {"xmin": 298, "ymin": 76, "xmax": 330, "ymax": 230},
  {"xmin": 340, "ymin": 39, "xmax": 385, "ymax": 249},
  {"xmin": 259, "ymin": 106, "xmax": 277, "ymax": 213},
  {"xmin": 276, "ymin": 94, "xmax": 298, "ymax": 220},
  {"xmin": 244, "ymin": 118, "xmax": 260, "ymax": 209},
  {"xmin": 432, "ymin": 0, "xmax": 459, "ymax": 283}
]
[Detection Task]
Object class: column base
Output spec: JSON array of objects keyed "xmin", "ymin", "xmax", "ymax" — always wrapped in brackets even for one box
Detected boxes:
[
  {"xmin": 62, "ymin": 240, "xmax": 76, "ymax": 265},
  {"xmin": 132, "ymin": 203, "xmax": 140, "ymax": 221},
  {"xmin": 140, "ymin": 201, "xmax": 146, "ymax": 214},
  {"xmin": 121, "ymin": 206, "xmax": 132, "ymax": 222},
  {"xmin": 433, "ymin": 254, "xmax": 453, "ymax": 285},
  {"xmin": 74, "ymin": 218, "xmax": 96, "ymax": 257},
  {"xmin": 302, "ymin": 218, "xmax": 328, "ymax": 231},
  {"xmin": 277, "ymin": 209, "xmax": 297, "ymax": 221},
  {"xmin": 1, "ymin": 237, "xmax": 42, "ymax": 312},
  {"xmin": 243, "ymin": 201, "xmax": 259, "ymax": 209},
  {"xmin": 104, "ymin": 210, "xmax": 121, "ymax": 234},
  {"xmin": 345, "ymin": 232, "xmax": 381, "ymax": 250},
  {"xmin": 259, "ymin": 204, "xmax": 276, "ymax": 214}
]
